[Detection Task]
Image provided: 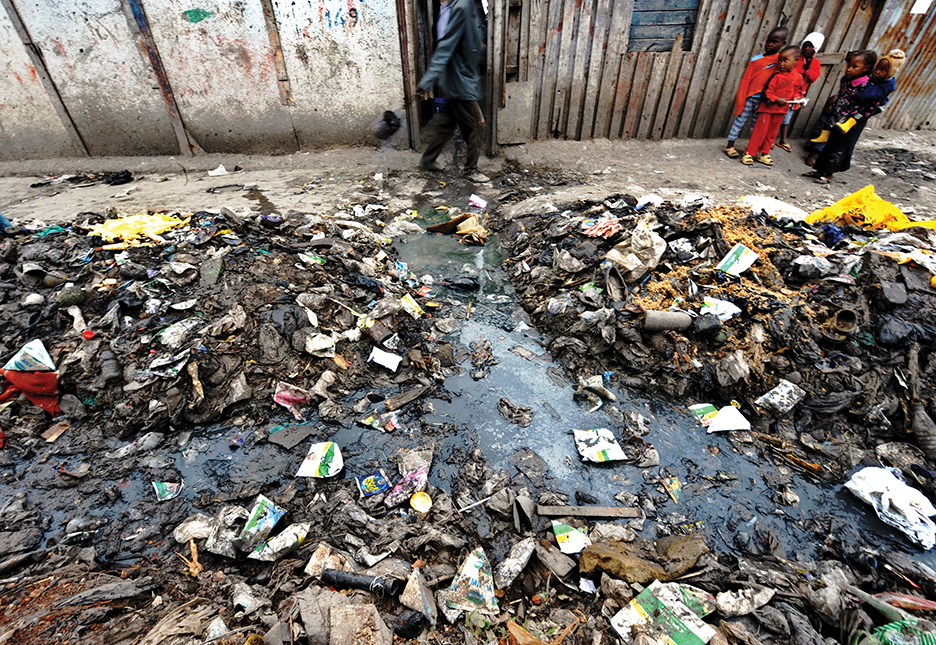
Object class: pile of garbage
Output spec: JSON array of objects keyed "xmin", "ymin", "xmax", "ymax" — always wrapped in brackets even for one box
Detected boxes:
[
  {"xmin": 499, "ymin": 186, "xmax": 936, "ymax": 477},
  {"xmin": 2, "ymin": 173, "xmax": 936, "ymax": 645}
]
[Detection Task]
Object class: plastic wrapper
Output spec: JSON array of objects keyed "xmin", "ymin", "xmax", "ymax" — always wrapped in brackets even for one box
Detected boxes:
[
  {"xmin": 152, "ymin": 481, "xmax": 183, "ymax": 501},
  {"xmin": 156, "ymin": 317, "xmax": 202, "ymax": 348},
  {"xmin": 173, "ymin": 513, "xmax": 214, "ymax": 543},
  {"xmin": 552, "ymin": 520, "xmax": 592, "ymax": 554},
  {"xmin": 3, "ymin": 339, "xmax": 55, "ymax": 371},
  {"xmin": 755, "ymin": 379, "xmax": 807, "ymax": 415},
  {"xmin": 274, "ymin": 382, "xmax": 314, "ymax": 420},
  {"xmin": 845, "ymin": 467, "xmax": 936, "ymax": 549},
  {"xmin": 699, "ymin": 297, "xmax": 742, "ymax": 321},
  {"xmin": 611, "ymin": 581, "xmax": 717, "ymax": 645},
  {"xmin": 248, "ymin": 522, "xmax": 310, "ymax": 561},
  {"xmin": 369, "ymin": 347, "xmax": 403, "ymax": 372},
  {"xmin": 715, "ymin": 243, "xmax": 758, "ymax": 276},
  {"xmin": 689, "ymin": 403, "xmax": 718, "ymax": 427},
  {"xmin": 493, "ymin": 537, "xmax": 536, "ymax": 589},
  {"xmin": 296, "ymin": 441, "xmax": 344, "ymax": 478},
  {"xmin": 385, "ymin": 461, "xmax": 429, "ymax": 508},
  {"xmin": 437, "ymin": 547, "xmax": 499, "ymax": 619},
  {"xmin": 304, "ymin": 542, "xmax": 356, "ymax": 578},
  {"xmin": 232, "ymin": 495, "xmax": 285, "ymax": 552},
  {"xmin": 356, "ymin": 470, "xmax": 391, "ymax": 497},
  {"xmin": 399, "ymin": 294, "xmax": 424, "ymax": 319},
  {"xmin": 401, "ymin": 567, "xmax": 438, "ymax": 624},
  {"xmin": 707, "ymin": 405, "xmax": 751, "ymax": 433},
  {"xmin": 573, "ymin": 428, "xmax": 627, "ymax": 462},
  {"xmin": 205, "ymin": 506, "xmax": 250, "ymax": 558}
]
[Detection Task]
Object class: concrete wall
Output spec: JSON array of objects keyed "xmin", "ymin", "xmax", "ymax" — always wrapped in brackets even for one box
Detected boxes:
[
  {"xmin": 0, "ymin": 0, "xmax": 406, "ymax": 159},
  {"xmin": 0, "ymin": 6, "xmax": 85, "ymax": 158}
]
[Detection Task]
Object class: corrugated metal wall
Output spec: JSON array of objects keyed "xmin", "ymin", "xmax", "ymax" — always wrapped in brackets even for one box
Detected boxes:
[
  {"xmin": 490, "ymin": 0, "xmax": 911, "ymax": 146},
  {"xmin": 867, "ymin": 1, "xmax": 936, "ymax": 131}
]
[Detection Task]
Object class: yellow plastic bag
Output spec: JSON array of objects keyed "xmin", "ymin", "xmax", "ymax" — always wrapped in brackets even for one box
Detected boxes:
[
  {"xmin": 87, "ymin": 212, "xmax": 190, "ymax": 242},
  {"xmin": 807, "ymin": 185, "xmax": 936, "ymax": 232}
]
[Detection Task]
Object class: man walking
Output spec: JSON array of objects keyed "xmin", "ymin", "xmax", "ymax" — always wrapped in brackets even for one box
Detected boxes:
[{"xmin": 415, "ymin": 0, "xmax": 489, "ymax": 183}]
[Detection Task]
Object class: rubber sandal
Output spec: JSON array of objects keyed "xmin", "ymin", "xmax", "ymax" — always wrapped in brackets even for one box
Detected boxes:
[
  {"xmin": 741, "ymin": 154, "xmax": 754, "ymax": 165},
  {"xmin": 777, "ymin": 142, "xmax": 792, "ymax": 152},
  {"xmin": 756, "ymin": 154, "xmax": 774, "ymax": 166},
  {"xmin": 724, "ymin": 147, "xmax": 740, "ymax": 158},
  {"xmin": 802, "ymin": 171, "xmax": 821, "ymax": 178},
  {"xmin": 814, "ymin": 177, "xmax": 831, "ymax": 185}
]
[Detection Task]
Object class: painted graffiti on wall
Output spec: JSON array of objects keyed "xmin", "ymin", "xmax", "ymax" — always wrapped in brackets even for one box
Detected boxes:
[{"xmin": 318, "ymin": 0, "xmax": 362, "ymax": 30}]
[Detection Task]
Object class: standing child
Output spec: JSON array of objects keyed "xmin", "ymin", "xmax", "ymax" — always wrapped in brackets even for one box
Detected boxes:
[
  {"xmin": 776, "ymin": 32, "xmax": 824, "ymax": 152},
  {"xmin": 724, "ymin": 27, "xmax": 789, "ymax": 158},
  {"xmin": 742, "ymin": 46, "xmax": 801, "ymax": 166},
  {"xmin": 804, "ymin": 50, "xmax": 877, "ymax": 183},
  {"xmin": 858, "ymin": 49, "xmax": 905, "ymax": 118}
]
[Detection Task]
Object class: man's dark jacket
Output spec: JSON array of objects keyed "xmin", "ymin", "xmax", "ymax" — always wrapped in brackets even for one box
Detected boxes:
[{"xmin": 417, "ymin": 0, "xmax": 483, "ymax": 101}]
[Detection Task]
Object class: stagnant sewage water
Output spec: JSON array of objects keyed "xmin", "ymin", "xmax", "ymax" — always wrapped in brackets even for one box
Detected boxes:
[{"xmin": 19, "ymin": 202, "xmax": 934, "ymax": 572}]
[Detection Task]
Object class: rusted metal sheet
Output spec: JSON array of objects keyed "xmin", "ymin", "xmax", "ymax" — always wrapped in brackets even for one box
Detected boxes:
[
  {"xmin": 0, "ymin": 2, "xmax": 85, "ymax": 160},
  {"xmin": 143, "ymin": 0, "xmax": 296, "ymax": 153},
  {"xmin": 273, "ymin": 0, "xmax": 405, "ymax": 148},
  {"xmin": 871, "ymin": 2, "xmax": 936, "ymax": 131},
  {"xmin": 12, "ymin": 0, "xmax": 177, "ymax": 156}
]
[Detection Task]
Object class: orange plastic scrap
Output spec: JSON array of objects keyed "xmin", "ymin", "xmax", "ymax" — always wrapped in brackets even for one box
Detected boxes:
[{"xmin": 806, "ymin": 185, "xmax": 936, "ymax": 232}]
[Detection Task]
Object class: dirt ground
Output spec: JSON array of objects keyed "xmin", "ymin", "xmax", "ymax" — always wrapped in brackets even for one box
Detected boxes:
[{"xmin": 1, "ymin": 126, "xmax": 935, "ymax": 224}]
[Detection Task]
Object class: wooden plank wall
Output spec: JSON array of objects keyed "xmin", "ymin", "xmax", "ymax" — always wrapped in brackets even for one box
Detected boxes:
[{"xmin": 493, "ymin": 0, "xmax": 887, "ymax": 144}]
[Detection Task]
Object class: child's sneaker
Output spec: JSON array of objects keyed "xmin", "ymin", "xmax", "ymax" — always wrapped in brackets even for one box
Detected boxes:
[
  {"xmin": 741, "ymin": 154, "xmax": 754, "ymax": 165},
  {"xmin": 756, "ymin": 154, "xmax": 773, "ymax": 166}
]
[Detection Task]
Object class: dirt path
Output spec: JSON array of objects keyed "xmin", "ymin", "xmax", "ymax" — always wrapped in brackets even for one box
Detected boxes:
[{"xmin": 1, "ymin": 128, "xmax": 934, "ymax": 225}]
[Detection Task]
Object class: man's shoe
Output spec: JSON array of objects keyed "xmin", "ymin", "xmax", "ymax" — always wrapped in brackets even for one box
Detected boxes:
[
  {"xmin": 421, "ymin": 161, "xmax": 445, "ymax": 172},
  {"xmin": 466, "ymin": 171, "xmax": 490, "ymax": 183}
]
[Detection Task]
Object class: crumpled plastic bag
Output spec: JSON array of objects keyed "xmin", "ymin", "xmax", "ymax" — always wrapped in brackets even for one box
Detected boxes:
[
  {"xmin": 604, "ymin": 224, "xmax": 667, "ymax": 281},
  {"xmin": 845, "ymin": 467, "xmax": 936, "ymax": 549},
  {"xmin": 807, "ymin": 185, "xmax": 936, "ymax": 232},
  {"xmin": 86, "ymin": 212, "xmax": 190, "ymax": 242}
]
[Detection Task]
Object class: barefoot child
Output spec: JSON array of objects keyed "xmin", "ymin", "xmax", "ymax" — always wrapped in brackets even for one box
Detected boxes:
[
  {"xmin": 742, "ymin": 46, "xmax": 801, "ymax": 166},
  {"xmin": 724, "ymin": 27, "xmax": 789, "ymax": 158},
  {"xmin": 804, "ymin": 50, "xmax": 877, "ymax": 183},
  {"xmin": 777, "ymin": 32, "xmax": 823, "ymax": 152}
]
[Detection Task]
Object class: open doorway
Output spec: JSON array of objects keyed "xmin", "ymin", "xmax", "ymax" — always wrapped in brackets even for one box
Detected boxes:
[{"xmin": 395, "ymin": 0, "xmax": 489, "ymax": 153}]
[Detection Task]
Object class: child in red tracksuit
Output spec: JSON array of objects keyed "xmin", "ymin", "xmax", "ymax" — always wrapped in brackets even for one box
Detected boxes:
[{"xmin": 743, "ymin": 46, "xmax": 801, "ymax": 166}]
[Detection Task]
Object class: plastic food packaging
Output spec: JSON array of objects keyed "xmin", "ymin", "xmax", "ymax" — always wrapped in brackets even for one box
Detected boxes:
[
  {"xmin": 715, "ymin": 243, "xmax": 758, "ymax": 276},
  {"xmin": 573, "ymin": 428, "xmax": 627, "ymax": 462},
  {"xmin": 152, "ymin": 481, "xmax": 184, "ymax": 501},
  {"xmin": 437, "ymin": 547, "xmax": 499, "ymax": 621},
  {"xmin": 552, "ymin": 520, "xmax": 591, "ymax": 554},
  {"xmin": 296, "ymin": 441, "xmax": 344, "ymax": 478},
  {"xmin": 611, "ymin": 581, "xmax": 717, "ymax": 644},
  {"xmin": 706, "ymin": 405, "xmax": 751, "ymax": 433},
  {"xmin": 247, "ymin": 522, "xmax": 310, "ymax": 561},
  {"xmin": 3, "ymin": 339, "xmax": 55, "ymax": 371},
  {"xmin": 233, "ymin": 495, "xmax": 285, "ymax": 552},
  {"xmin": 356, "ymin": 470, "xmax": 391, "ymax": 498}
]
